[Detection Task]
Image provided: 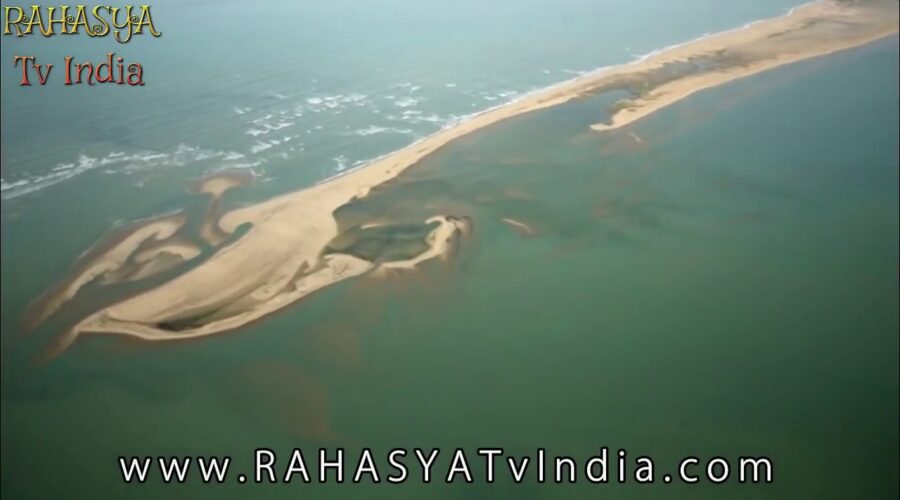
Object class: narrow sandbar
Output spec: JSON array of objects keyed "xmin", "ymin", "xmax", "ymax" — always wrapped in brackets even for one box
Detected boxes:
[
  {"xmin": 591, "ymin": 2, "xmax": 900, "ymax": 131},
  {"xmin": 501, "ymin": 218, "xmax": 536, "ymax": 237},
  {"xmin": 377, "ymin": 216, "xmax": 470, "ymax": 271}
]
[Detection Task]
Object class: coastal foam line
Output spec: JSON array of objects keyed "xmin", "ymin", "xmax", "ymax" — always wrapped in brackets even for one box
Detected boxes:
[{"xmin": 34, "ymin": 0, "xmax": 898, "ymax": 349}]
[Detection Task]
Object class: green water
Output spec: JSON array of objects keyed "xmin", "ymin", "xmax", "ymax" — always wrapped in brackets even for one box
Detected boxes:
[{"xmin": 2, "ymin": 36, "xmax": 898, "ymax": 500}]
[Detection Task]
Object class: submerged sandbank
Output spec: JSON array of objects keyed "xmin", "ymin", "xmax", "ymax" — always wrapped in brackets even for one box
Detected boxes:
[
  {"xmin": 192, "ymin": 171, "xmax": 251, "ymax": 198},
  {"xmin": 22, "ymin": 212, "xmax": 191, "ymax": 331},
  {"xmin": 34, "ymin": 0, "xmax": 898, "ymax": 348},
  {"xmin": 194, "ymin": 171, "xmax": 252, "ymax": 246}
]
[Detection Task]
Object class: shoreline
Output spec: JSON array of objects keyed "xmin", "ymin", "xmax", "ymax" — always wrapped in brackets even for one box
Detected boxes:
[
  {"xmin": 40, "ymin": 0, "xmax": 898, "ymax": 346},
  {"xmin": 314, "ymin": 1, "xmax": 897, "ymax": 187}
]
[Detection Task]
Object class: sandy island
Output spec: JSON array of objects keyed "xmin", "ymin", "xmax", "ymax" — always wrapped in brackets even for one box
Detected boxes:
[{"xmin": 34, "ymin": 0, "xmax": 898, "ymax": 349}]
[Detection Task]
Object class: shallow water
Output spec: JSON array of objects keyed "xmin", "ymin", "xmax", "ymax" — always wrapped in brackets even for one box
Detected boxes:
[{"xmin": 1, "ymin": 26, "xmax": 896, "ymax": 498}]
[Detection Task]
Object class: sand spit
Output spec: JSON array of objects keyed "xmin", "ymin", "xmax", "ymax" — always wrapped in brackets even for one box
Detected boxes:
[
  {"xmin": 124, "ymin": 240, "xmax": 204, "ymax": 282},
  {"xmin": 45, "ymin": 0, "xmax": 897, "ymax": 347},
  {"xmin": 377, "ymin": 216, "xmax": 470, "ymax": 272},
  {"xmin": 501, "ymin": 218, "xmax": 536, "ymax": 237},
  {"xmin": 590, "ymin": 2, "xmax": 899, "ymax": 131},
  {"xmin": 133, "ymin": 240, "xmax": 202, "ymax": 264}
]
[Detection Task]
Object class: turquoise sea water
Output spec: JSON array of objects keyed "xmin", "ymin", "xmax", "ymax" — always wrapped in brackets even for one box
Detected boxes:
[
  {"xmin": 1, "ymin": 0, "xmax": 805, "ymax": 202},
  {"xmin": 2, "ymin": 2, "xmax": 898, "ymax": 499}
]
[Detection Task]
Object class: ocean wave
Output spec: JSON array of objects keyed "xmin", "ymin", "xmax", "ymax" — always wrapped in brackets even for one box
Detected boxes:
[
  {"xmin": 2, "ymin": 145, "xmax": 246, "ymax": 201},
  {"xmin": 250, "ymin": 113, "xmax": 275, "ymax": 124},
  {"xmin": 393, "ymin": 97, "xmax": 420, "ymax": 108},
  {"xmin": 386, "ymin": 112, "xmax": 444, "ymax": 125},
  {"xmin": 334, "ymin": 155, "xmax": 349, "ymax": 172},
  {"xmin": 395, "ymin": 82, "xmax": 420, "ymax": 90},
  {"xmin": 472, "ymin": 89, "xmax": 522, "ymax": 103},
  {"xmin": 302, "ymin": 93, "xmax": 369, "ymax": 114},
  {"xmin": 250, "ymin": 141, "xmax": 274, "ymax": 154},
  {"xmin": 347, "ymin": 125, "xmax": 415, "ymax": 137},
  {"xmin": 230, "ymin": 160, "xmax": 266, "ymax": 170},
  {"xmin": 244, "ymin": 119, "xmax": 295, "ymax": 137}
]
